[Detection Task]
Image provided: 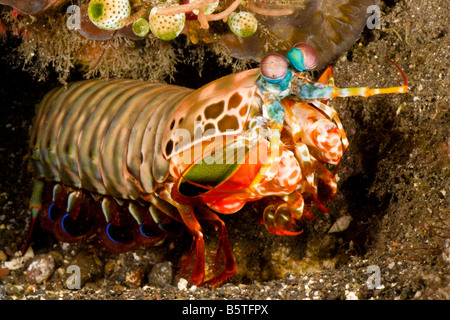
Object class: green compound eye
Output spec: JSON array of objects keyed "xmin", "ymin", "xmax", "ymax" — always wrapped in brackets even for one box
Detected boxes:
[
  {"xmin": 260, "ymin": 53, "xmax": 288, "ymax": 84},
  {"xmin": 228, "ymin": 11, "xmax": 258, "ymax": 38},
  {"xmin": 287, "ymin": 43, "xmax": 318, "ymax": 71},
  {"xmin": 149, "ymin": 6, "xmax": 186, "ymax": 41},
  {"xmin": 132, "ymin": 18, "xmax": 150, "ymax": 37}
]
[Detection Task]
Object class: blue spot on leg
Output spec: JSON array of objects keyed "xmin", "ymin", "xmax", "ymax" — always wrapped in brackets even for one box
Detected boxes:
[
  {"xmin": 106, "ymin": 223, "xmax": 120, "ymax": 243},
  {"xmin": 48, "ymin": 203, "xmax": 56, "ymax": 222},
  {"xmin": 61, "ymin": 213, "xmax": 70, "ymax": 234}
]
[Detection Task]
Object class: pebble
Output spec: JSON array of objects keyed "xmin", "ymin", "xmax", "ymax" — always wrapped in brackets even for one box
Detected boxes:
[
  {"xmin": 177, "ymin": 278, "xmax": 188, "ymax": 291},
  {"xmin": 0, "ymin": 267, "xmax": 9, "ymax": 277},
  {"xmin": 3, "ymin": 247, "xmax": 34, "ymax": 270},
  {"xmin": 0, "ymin": 285, "xmax": 6, "ymax": 299},
  {"xmin": 26, "ymin": 254, "xmax": 55, "ymax": 284},
  {"xmin": 125, "ymin": 268, "xmax": 146, "ymax": 288},
  {"xmin": 66, "ymin": 250, "xmax": 104, "ymax": 287},
  {"xmin": 0, "ymin": 250, "xmax": 7, "ymax": 261},
  {"xmin": 104, "ymin": 261, "xmax": 117, "ymax": 276},
  {"xmin": 345, "ymin": 291, "xmax": 359, "ymax": 300},
  {"xmin": 5, "ymin": 284, "xmax": 23, "ymax": 296},
  {"xmin": 148, "ymin": 261, "xmax": 173, "ymax": 287}
]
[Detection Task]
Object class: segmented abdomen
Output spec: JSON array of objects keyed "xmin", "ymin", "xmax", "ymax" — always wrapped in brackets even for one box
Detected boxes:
[{"xmin": 29, "ymin": 79, "xmax": 193, "ymax": 200}]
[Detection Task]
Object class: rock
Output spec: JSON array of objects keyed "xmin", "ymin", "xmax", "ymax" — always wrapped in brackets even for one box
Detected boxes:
[
  {"xmin": 26, "ymin": 254, "xmax": 55, "ymax": 284},
  {"xmin": 66, "ymin": 250, "xmax": 104, "ymax": 287},
  {"xmin": 0, "ymin": 250, "xmax": 7, "ymax": 261},
  {"xmin": 5, "ymin": 284, "xmax": 23, "ymax": 297},
  {"xmin": 148, "ymin": 261, "xmax": 173, "ymax": 287},
  {"xmin": 104, "ymin": 261, "xmax": 118, "ymax": 277},
  {"xmin": 177, "ymin": 278, "xmax": 188, "ymax": 291},
  {"xmin": 0, "ymin": 267, "xmax": 9, "ymax": 277},
  {"xmin": 345, "ymin": 290, "xmax": 359, "ymax": 300},
  {"xmin": 125, "ymin": 268, "xmax": 146, "ymax": 288},
  {"xmin": 3, "ymin": 247, "xmax": 34, "ymax": 270},
  {"xmin": 47, "ymin": 251, "xmax": 64, "ymax": 265}
]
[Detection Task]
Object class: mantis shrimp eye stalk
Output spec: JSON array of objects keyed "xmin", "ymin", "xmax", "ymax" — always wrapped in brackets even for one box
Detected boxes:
[
  {"xmin": 287, "ymin": 42, "xmax": 319, "ymax": 72},
  {"xmin": 88, "ymin": 0, "xmax": 131, "ymax": 31},
  {"xmin": 260, "ymin": 53, "xmax": 289, "ymax": 84},
  {"xmin": 227, "ymin": 11, "xmax": 258, "ymax": 38}
]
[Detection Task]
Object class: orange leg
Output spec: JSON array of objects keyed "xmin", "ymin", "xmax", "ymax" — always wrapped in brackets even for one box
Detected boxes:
[
  {"xmin": 160, "ymin": 184, "xmax": 236, "ymax": 286},
  {"xmin": 197, "ymin": 208, "xmax": 236, "ymax": 287},
  {"xmin": 177, "ymin": 205, "xmax": 206, "ymax": 286},
  {"xmin": 158, "ymin": 187, "xmax": 206, "ymax": 285},
  {"xmin": 317, "ymin": 66, "xmax": 335, "ymax": 88}
]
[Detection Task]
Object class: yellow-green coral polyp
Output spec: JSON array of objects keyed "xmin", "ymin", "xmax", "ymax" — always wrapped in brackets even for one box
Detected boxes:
[
  {"xmin": 89, "ymin": 2, "xmax": 104, "ymax": 21},
  {"xmin": 133, "ymin": 18, "xmax": 150, "ymax": 37},
  {"xmin": 87, "ymin": 0, "xmax": 131, "ymax": 31},
  {"xmin": 228, "ymin": 12, "xmax": 257, "ymax": 38},
  {"xmin": 149, "ymin": 7, "xmax": 185, "ymax": 41}
]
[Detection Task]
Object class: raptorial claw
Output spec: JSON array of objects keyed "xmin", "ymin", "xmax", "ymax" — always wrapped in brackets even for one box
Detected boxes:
[{"xmin": 197, "ymin": 208, "xmax": 236, "ymax": 286}]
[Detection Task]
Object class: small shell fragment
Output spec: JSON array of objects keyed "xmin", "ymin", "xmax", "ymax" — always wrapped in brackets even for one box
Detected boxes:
[{"xmin": 328, "ymin": 215, "xmax": 353, "ymax": 233}]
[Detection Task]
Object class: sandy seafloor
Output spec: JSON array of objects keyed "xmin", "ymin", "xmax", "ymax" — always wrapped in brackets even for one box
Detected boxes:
[{"xmin": 0, "ymin": 0, "xmax": 448, "ymax": 303}]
